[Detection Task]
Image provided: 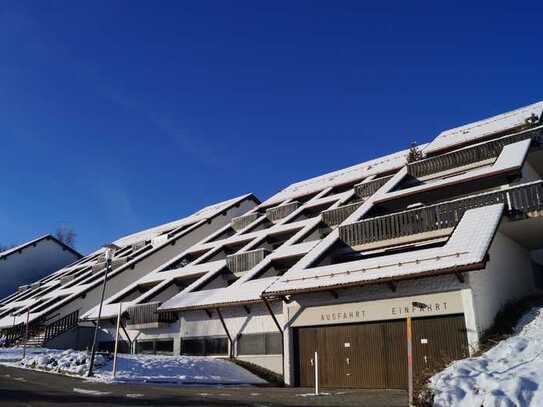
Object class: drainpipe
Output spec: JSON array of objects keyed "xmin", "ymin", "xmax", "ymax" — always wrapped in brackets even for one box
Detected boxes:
[{"xmin": 262, "ymin": 297, "xmax": 284, "ymax": 383}]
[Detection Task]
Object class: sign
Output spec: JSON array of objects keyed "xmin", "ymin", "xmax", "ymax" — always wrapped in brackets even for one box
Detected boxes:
[{"xmin": 291, "ymin": 291, "xmax": 464, "ymax": 327}]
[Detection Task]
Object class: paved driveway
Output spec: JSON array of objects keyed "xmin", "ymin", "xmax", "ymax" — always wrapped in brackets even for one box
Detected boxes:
[{"xmin": 0, "ymin": 364, "xmax": 407, "ymax": 407}]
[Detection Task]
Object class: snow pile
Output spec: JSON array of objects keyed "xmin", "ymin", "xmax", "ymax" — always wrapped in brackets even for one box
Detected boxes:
[
  {"xmin": 19, "ymin": 349, "xmax": 105, "ymax": 375},
  {"xmin": 0, "ymin": 347, "xmax": 265, "ymax": 385},
  {"xmin": 0, "ymin": 347, "xmax": 43, "ymax": 362},
  {"xmin": 430, "ymin": 307, "xmax": 543, "ymax": 406}
]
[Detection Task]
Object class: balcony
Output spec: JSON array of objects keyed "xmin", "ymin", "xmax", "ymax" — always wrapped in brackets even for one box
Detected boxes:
[
  {"xmin": 354, "ymin": 176, "xmax": 393, "ymax": 199},
  {"xmin": 266, "ymin": 201, "xmax": 300, "ymax": 223},
  {"xmin": 226, "ymin": 248, "xmax": 270, "ymax": 276},
  {"xmin": 407, "ymin": 126, "xmax": 543, "ymax": 179},
  {"xmin": 231, "ymin": 213, "xmax": 260, "ymax": 232},
  {"xmin": 126, "ymin": 302, "xmax": 178, "ymax": 330},
  {"xmin": 339, "ymin": 181, "xmax": 543, "ymax": 250},
  {"xmin": 321, "ymin": 201, "xmax": 364, "ymax": 226}
]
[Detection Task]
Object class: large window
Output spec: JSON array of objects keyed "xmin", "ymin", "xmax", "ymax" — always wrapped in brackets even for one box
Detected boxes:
[
  {"xmin": 237, "ymin": 332, "xmax": 282, "ymax": 355},
  {"xmin": 135, "ymin": 338, "xmax": 174, "ymax": 355},
  {"xmin": 180, "ymin": 336, "xmax": 228, "ymax": 356}
]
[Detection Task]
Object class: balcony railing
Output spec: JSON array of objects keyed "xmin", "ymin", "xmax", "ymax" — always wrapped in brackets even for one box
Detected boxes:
[
  {"xmin": 354, "ymin": 176, "xmax": 393, "ymax": 199},
  {"xmin": 339, "ymin": 181, "xmax": 543, "ymax": 248},
  {"xmin": 266, "ymin": 201, "xmax": 300, "ymax": 223},
  {"xmin": 231, "ymin": 213, "xmax": 260, "ymax": 232},
  {"xmin": 322, "ymin": 201, "xmax": 364, "ymax": 226},
  {"xmin": 226, "ymin": 248, "xmax": 270, "ymax": 276},
  {"xmin": 408, "ymin": 126, "xmax": 543, "ymax": 179},
  {"xmin": 126, "ymin": 302, "xmax": 177, "ymax": 328}
]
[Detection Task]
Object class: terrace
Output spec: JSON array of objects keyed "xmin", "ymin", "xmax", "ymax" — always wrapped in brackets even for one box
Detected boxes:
[{"xmin": 339, "ymin": 180, "xmax": 543, "ymax": 252}]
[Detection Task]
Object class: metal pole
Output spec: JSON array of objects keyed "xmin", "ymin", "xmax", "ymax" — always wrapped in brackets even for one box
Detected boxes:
[
  {"xmin": 314, "ymin": 351, "xmax": 319, "ymax": 396},
  {"xmin": 112, "ymin": 302, "xmax": 122, "ymax": 378},
  {"xmin": 22, "ymin": 308, "xmax": 30, "ymax": 359},
  {"xmin": 407, "ymin": 315, "xmax": 414, "ymax": 407},
  {"xmin": 87, "ymin": 259, "xmax": 111, "ymax": 377}
]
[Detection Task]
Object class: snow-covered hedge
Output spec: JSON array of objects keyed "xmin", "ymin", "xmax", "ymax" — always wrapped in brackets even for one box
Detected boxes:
[{"xmin": 19, "ymin": 349, "xmax": 105, "ymax": 376}]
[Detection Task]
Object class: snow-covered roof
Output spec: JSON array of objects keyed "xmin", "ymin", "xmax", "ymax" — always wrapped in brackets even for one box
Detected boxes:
[
  {"xmin": 424, "ymin": 100, "xmax": 543, "ymax": 154},
  {"xmin": 260, "ymin": 147, "xmax": 417, "ymax": 207},
  {"xmin": 0, "ymin": 234, "xmax": 81, "ymax": 260},
  {"xmin": 263, "ymin": 204, "xmax": 504, "ymax": 296},
  {"xmin": 159, "ymin": 276, "xmax": 279, "ymax": 311},
  {"xmin": 114, "ymin": 194, "xmax": 256, "ymax": 246}
]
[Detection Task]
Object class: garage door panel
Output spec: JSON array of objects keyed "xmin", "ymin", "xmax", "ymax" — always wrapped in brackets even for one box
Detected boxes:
[
  {"xmin": 347, "ymin": 323, "xmax": 387, "ymax": 388},
  {"xmin": 382, "ymin": 319, "xmax": 408, "ymax": 389},
  {"xmin": 296, "ymin": 314, "xmax": 468, "ymax": 389}
]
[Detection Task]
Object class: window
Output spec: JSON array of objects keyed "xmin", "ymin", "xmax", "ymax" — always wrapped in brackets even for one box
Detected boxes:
[
  {"xmin": 155, "ymin": 339, "xmax": 174, "ymax": 354},
  {"xmin": 135, "ymin": 340, "xmax": 155, "ymax": 354},
  {"xmin": 135, "ymin": 338, "xmax": 174, "ymax": 355},
  {"xmin": 181, "ymin": 336, "xmax": 228, "ymax": 356},
  {"xmin": 237, "ymin": 333, "xmax": 282, "ymax": 355}
]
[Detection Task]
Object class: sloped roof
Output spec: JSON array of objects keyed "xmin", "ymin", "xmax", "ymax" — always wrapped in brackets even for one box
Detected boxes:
[
  {"xmin": 159, "ymin": 276, "xmax": 278, "ymax": 311},
  {"xmin": 263, "ymin": 204, "xmax": 504, "ymax": 296},
  {"xmin": 114, "ymin": 194, "xmax": 258, "ymax": 246},
  {"xmin": 0, "ymin": 234, "xmax": 82, "ymax": 261},
  {"xmin": 424, "ymin": 100, "xmax": 543, "ymax": 154},
  {"xmin": 260, "ymin": 147, "xmax": 417, "ymax": 207}
]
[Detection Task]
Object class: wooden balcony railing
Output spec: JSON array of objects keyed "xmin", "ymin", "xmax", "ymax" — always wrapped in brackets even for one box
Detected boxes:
[
  {"xmin": 354, "ymin": 176, "xmax": 393, "ymax": 199},
  {"xmin": 266, "ymin": 201, "xmax": 300, "ymax": 223},
  {"xmin": 226, "ymin": 248, "xmax": 270, "ymax": 276},
  {"xmin": 408, "ymin": 126, "xmax": 543, "ymax": 179},
  {"xmin": 322, "ymin": 201, "xmax": 364, "ymax": 226},
  {"xmin": 339, "ymin": 181, "xmax": 543, "ymax": 247},
  {"xmin": 231, "ymin": 213, "xmax": 260, "ymax": 232},
  {"xmin": 126, "ymin": 302, "xmax": 177, "ymax": 328}
]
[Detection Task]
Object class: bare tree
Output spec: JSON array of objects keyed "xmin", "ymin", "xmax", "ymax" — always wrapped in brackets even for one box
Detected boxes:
[{"xmin": 55, "ymin": 225, "xmax": 77, "ymax": 248}]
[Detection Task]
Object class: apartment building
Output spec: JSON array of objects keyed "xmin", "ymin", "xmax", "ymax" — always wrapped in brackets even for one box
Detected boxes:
[
  {"xmin": 0, "ymin": 235, "xmax": 82, "ymax": 299},
  {"xmin": 82, "ymin": 100, "xmax": 543, "ymax": 389},
  {"xmin": 6, "ymin": 100, "xmax": 543, "ymax": 391},
  {"xmin": 0, "ymin": 194, "xmax": 258, "ymax": 349}
]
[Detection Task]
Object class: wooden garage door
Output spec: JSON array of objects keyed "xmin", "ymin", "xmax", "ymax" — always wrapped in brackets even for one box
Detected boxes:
[{"xmin": 295, "ymin": 314, "xmax": 467, "ymax": 389}]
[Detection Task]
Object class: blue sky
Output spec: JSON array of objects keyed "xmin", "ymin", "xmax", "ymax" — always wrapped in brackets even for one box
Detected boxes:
[{"xmin": 1, "ymin": 1, "xmax": 541, "ymax": 254}]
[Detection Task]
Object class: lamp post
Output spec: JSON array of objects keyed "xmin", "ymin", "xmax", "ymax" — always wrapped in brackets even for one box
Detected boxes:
[{"xmin": 87, "ymin": 243, "xmax": 120, "ymax": 377}]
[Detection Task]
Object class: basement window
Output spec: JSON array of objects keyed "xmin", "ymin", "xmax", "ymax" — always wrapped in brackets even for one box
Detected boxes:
[
  {"xmin": 135, "ymin": 339, "xmax": 174, "ymax": 355},
  {"xmin": 237, "ymin": 332, "xmax": 282, "ymax": 355},
  {"xmin": 181, "ymin": 336, "xmax": 228, "ymax": 356}
]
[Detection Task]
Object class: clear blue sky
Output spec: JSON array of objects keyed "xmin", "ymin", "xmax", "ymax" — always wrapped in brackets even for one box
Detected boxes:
[{"xmin": 1, "ymin": 1, "xmax": 541, "ymax": 254}]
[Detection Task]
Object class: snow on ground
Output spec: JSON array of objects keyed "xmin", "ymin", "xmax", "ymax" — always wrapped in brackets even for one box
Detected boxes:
[
  {"xmin": 430, "ymin": 307, "xmax": 543, "ymax": 407},
  {"xmin": 0, "ymin": 347, "xmax": 265, "ymax": 385}
]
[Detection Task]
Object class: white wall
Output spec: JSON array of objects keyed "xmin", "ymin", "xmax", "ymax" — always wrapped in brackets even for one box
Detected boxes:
[{"xmin": 468, "ymin": 231, "xmax": 535, "ymax": 341}]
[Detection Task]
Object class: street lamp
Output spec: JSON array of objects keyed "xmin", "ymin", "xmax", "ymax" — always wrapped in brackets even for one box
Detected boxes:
[{"xmin": 87, "ymin": 243, "xmax": 120, "ymax": 377}]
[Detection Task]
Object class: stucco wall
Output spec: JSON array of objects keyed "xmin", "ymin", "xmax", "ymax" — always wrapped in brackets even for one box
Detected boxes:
[{"xmin": 468, "ymin": 231, "xmax": 535, "ymax": 340}]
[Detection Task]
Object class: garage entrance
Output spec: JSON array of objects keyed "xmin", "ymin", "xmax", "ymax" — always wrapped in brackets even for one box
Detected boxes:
[{"xmin": 294, "ymin": 314, "xmax": 468, "ymax": 389}]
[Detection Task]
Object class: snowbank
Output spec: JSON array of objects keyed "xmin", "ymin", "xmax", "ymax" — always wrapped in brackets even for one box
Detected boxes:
[
  {"xmin": 0, "ymin": 348, "xmax": 265, "ymax": 385},
  {"xmin": 430, "ymin": 307, "xmax": 543, "ymax": 406}
]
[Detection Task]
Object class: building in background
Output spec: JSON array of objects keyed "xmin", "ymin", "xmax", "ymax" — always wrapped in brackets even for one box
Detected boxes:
[{"xmin": 0, "ymin": 235, "xmax": 82, "ymax": 299}]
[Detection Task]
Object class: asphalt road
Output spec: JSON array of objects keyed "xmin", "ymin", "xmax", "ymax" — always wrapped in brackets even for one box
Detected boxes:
[{"xmin": 0, "ymin": 364, "xmax": 407, "ymax": 407}]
